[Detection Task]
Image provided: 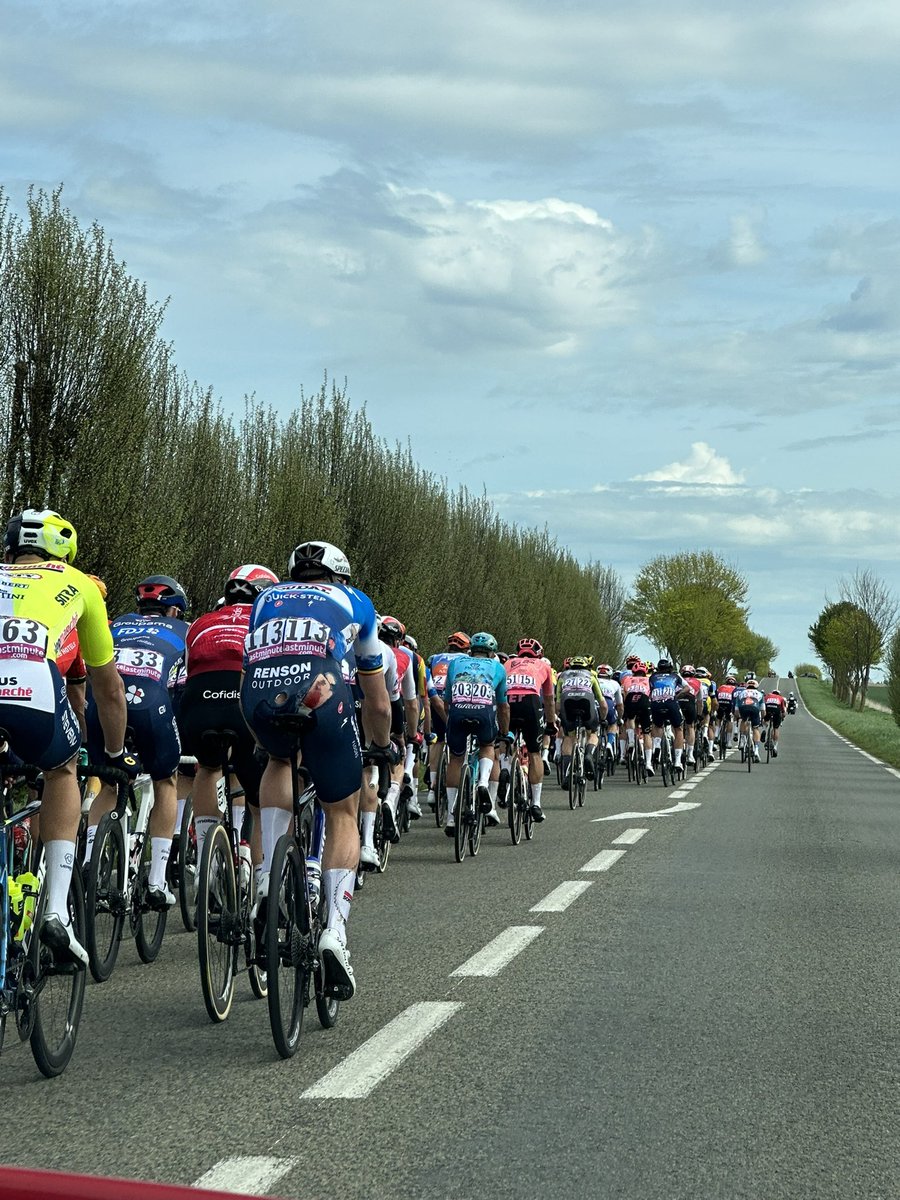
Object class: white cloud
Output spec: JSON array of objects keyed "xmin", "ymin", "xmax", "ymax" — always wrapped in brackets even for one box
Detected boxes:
[{"xmin": 631, "ymin": 443, "xmax": 745, "ymax": 485}]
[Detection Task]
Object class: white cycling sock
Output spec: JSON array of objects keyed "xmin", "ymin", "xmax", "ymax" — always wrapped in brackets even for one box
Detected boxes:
[
  {"xmin": 148, "ymin": 837, "xmax": 171, "ymax": 889},
  {"xmin": 500, "ymin": 753, "xmax": 512, "ymax": 772},
  {"xmin": 446, "ymin": 787, "xmax": 458, "ymax": 817},
  {"xmin": 360, "ymin": 810, "xmax": 376, "ymax": 849},
  {"xmin": 478, "ymin": 757, "xmax": 492, "ymax": 786},
  {"xmin": 193, "ymin": 815, "xmax": 218, "ymax": 866},
  {"xmin": 385, "ymin": 780, "xmax": 400, "ymax": 814},
  {"xmin": 626, "ymin": 728, "xmax": 635, "ymax": 746},
  {"xmin": 645, "ymin": 747, "xmax": 653, "ymax": 765},
  {"xmin": 44, "ymin": 840, "xmax": 77, "ymax": 921},
  {"xmin": 488, "ymin": 780, "xmax": 499, "ymax": 802},
  {"xmin": 324, "ymin": 867, "xmax": 355, "ymax": 940},
  {"xmin": 531, "ymin": 783, "xmax": 543, "ymax": 808},
  {"xmin": 83, "ymin": 824, "xmax": 97, "ymax": 866},
  {"xmin": 175, "ymin": 796, "xmax": 186, "ymax": 830},
  {"xmin": 231, "ymin": 804, "xmax": 245, "ymax": 837},
  {"xmin": 404, "ymin": 745, "xmax": 415, "ymax": 776},
  {"xmin": 260, "ymin": 806, "xmax": 292, "ymax": 874},
  {"xmin": 675, "ymin": 748, "xmax": 683, "ymax": 766}
]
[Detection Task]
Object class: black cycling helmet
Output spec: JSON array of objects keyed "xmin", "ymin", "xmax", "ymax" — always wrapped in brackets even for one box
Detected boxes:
[
  {"xmin": 136, "ymin": 575, "xmax": 188, "ymax": 615},
  {"xmin": 655, "ymin": 658, "xmax": 673, "ymax": 673}
]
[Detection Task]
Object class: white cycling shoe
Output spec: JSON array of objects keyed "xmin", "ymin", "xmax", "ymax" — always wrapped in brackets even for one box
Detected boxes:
[
  {"xmin": 407, "ymin": 795, "xmax": 422, "ymax": 820},
  {"xmin": 40, "ymin": 913, "xmax": 89, "ymax": 966},
  {"xmin": 359, "ymin": 844, "xmax": 379, "ymax": 871},
  {"xmin": 319, "ymin": 928, "xmax": 356, "ymax": 1000},
  {"xmin": 147, "ymin": 882, "xmax": 176, "ymax": 910}
]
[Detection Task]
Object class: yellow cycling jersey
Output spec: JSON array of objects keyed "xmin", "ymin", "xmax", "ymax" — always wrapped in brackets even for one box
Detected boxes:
[{"xmin": 0, "ymin": 561, "xmax": 114, "ymax": 667}]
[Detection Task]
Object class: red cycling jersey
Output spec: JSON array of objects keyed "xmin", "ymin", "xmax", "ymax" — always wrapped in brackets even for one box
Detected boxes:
[
  {"xmin": 57, "ymin": 628, "xmax": 86, "ymax": 681},
  {"xmin": 504, "ymin": 655, "xmax": 554, "ymax": 699},
  {"xmin": 765, "ymin": 692, "xmax": 787, "ymax": 714},
  {"xmin": 185, "ymin": 605, "xmax": 250, "ymax": 676},
  {"xmin": 717, "ymin": 684, "xmax": 736, "ymax": 703},
  {"xmin": 683, "ymin": 677, "xmax": 702, "ymax": 699}
]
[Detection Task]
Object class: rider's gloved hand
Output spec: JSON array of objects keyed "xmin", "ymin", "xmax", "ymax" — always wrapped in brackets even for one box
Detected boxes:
[
  {"xmin": 365, "ymin": 741, "xmax": 400, "ymax": 766},
  {"xmin": 104, "ymin": 748, "xmax": 140, "ymax": 780}
]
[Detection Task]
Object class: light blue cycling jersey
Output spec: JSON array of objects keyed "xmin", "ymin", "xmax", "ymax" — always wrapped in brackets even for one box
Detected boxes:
[
  {"xmin": 444, "ymin": 654, "xmax": 508, "ymax": 708},
  {"xmin": 243, "ymin": 581, "xmax": 382, "ymax": 675}
]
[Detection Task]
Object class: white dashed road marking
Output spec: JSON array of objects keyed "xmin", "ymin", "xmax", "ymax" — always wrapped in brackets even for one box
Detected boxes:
[
  {"xmin": 301, "ymin": 1002, "xmax": 463, "ymax": 1099},
  {"xmin": 530, "ymin": 880, "xmax": 593, "ymax": 912},
  {"xmin": 451, "ymin": 925, "xmax": 545, "ymax": 977},
  {"xmin": 193, "ymin": 1157, "xmax": 300, "ymax": 1194},
  {"xmin": 612, "ymin": 827, "xmax": 649, "ymax": 846},
  {"xmin": 580, "ymin": 848, "xmax": 627, "ymax": 872}
]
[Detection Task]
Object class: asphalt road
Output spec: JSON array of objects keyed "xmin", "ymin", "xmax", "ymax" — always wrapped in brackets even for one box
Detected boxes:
[{"xmin": 4, "ymin": 679, "xmax": 900, "ymax": 1199}]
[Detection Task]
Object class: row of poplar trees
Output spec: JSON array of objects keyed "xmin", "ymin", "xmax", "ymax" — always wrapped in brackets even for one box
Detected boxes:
[{"xmin": 0, "ymin": 187, "xmax": 629, "ymax": 664}]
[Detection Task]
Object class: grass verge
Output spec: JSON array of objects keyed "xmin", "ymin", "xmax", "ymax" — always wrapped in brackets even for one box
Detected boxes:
[{"xmin": 797, "ymin": 677, "xmax": 900, "ymax": 769}]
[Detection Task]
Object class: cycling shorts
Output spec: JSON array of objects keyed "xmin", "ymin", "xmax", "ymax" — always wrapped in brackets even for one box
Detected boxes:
[
  {"xmin": 765, "ymin": 706, "xmax": 783, "ymax": 729},
  {"xmin": 716, "ymin": 700, "xmax": 733, "ymax": 719},
  {"xmin": 0, "ymin": 659, "xmax": 80, "ymax": 770},
  {"xmin": 508, "ymin": 694, "xmax": 543, "ymax": 753},
  {"xmin": 446, "ymin": 705, "xmax": 498, "ymax": 756},
  {"xmin": 738, "ymin": 702, "xmax": 762, "ymax": 729},
  {"xmin": 430, "ymin": 699, "xmax": 447, "ymax": 740},
  {"xmin": 240, "ymin": 653, "xmax": 363, "ymax": 804},
  {"xmin": 177, "ymin": 671, "xmax": 263, "ymax": 806},
  {"xmin": 390, "ymin": 697, "xmax": 405, "ymax": 738},
  {"xmin": 623, "ymin": 693, "xmax": 652, "ymax": 734},
  {"xmin": 88, "ymin": 681, "xmax": 181, "ymax": 781},
  {"xmin": 678, "ymin": 697, "xmax": 698, "ymax": 726},
  {"xmin": 560, "ymin": 695, "xmax": 600, "ymax": 734},
  {"xmin": 650, "ymin": 698, "xmax": 683, "ymax": 730}
]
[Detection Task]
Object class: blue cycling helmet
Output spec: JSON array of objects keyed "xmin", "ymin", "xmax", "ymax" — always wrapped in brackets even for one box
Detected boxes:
[
  {"xmin": 136, "ymin": 575, "xmax": 188, "ymax": 614},
  {"xmin": 470, "ymin": 631, "xmax": 498, "ymax": 654}
]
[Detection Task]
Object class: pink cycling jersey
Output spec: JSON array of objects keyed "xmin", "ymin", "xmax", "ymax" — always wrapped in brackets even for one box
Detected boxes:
[
  {"xmin": 504, "ymin": 655, "xmax": 553, "ymax": 699},
  {"xmin": 622, "ymin": 673, "xmax": 651, "ymax": 697}
]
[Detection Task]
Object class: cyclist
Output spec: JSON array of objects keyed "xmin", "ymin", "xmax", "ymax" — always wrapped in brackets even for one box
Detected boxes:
[
  {"xmin": 649, "ymin": 659, "xmax": 690, "ymax": 773},
  {"xmin": 555, "ymin": 656, "xmax": 609, "ymax": 784},
  {"xmin": 425, "ymin": 632, "xmax": 468, "ymax": 811},
  {"xmin": 764, "ymin": 687, "xmax": 787, "ymax": 756},
  {"xmin": 787, "ymin": 691, "xmax": 797, "ymax": 715},
  {"xmin": 84, "ymin": 575, "xmax": 189, "ymax": 908},
  {"xmin": 377, "ymin": 615, "xmax": 419, "ymax": 839},
  {"xmin": 443, "ymin": 631, "xmax": 509, "ymax": 833},
  {"xmin": 734, "ymin": 674, "xmax": 765, "ymax": 761},
  {"xmin": 504, "ymin": 637, "xmax": 556, "ymax": 821},
  {"xmin": 241, "ymin": 540, "xmax": 391, "ymax": 1000},
  {"xmin": 177, "ymin": 564, "xmax": 279, "ymax": 888},
  {"xmin": 621, "ymin": 659, "xmax": 654, "ymax": 775},
  {"xmin": 678, "ymin": 665, "xmax": 701, "ymax": 766},
  {"xmin": 695, "ymin": 667, "xmax": 716, "ymax": 759},
  {"xmin": 0, "ymin": 509, "xmax": 128, "ymax": 964},
  {"xmin": 595, "ymin": 664, "xmax": 624, "ymax": 766},
  {"xmin": 715, "ymin": 673, "xmax": 738, "ymax": 748}
]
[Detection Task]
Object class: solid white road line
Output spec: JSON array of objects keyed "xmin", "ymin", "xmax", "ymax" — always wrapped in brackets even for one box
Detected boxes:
[
  {"xmin": 612, "ymin": 827, "xmax": 649, "ymax": 846},
  {"xmin": 301, "ymin": 1002, "xmax": 462, "ymax": 1100},
  {"xmin": 530, "ymin": 880, "xmax": 593, "ymax": 912},
  {"xmin": 580, "ymin": 848, "xmax": 627, "ymax": 872},
  {"xmin": 451, "ymin": 926, "xmax": 544, "ymax": 977},
  {"xmin": 193, "ymin": 1157, "xmax": 300, "ymax": 1194}
]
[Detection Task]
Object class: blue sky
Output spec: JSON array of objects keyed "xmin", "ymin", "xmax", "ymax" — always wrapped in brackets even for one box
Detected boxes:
[{"xmin": 3, "ymin": 0, "xmax": 900, "ymax": 671}]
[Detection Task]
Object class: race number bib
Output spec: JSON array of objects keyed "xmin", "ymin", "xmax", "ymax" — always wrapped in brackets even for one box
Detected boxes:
[
  {"xmin": 115, "ymin": 647, "xmax": 165, "ymax": 682},
  {"xmin": 0, "ymin": 617, "xmax": 49, "ymax": 662},
  {"xmin": 561, "ymin": 677, "xmax": 590, "ymax": 696},
  {"xmin": 246, "ymin": 617, "xmax": 332, "ymax": 664},
  {"xmin": 506, "ymin": 672, "xmax": 537, "ymax": 692},
  {"xmin": 451, "ymin": 678, "xmax": 494, "ymax": 706}
]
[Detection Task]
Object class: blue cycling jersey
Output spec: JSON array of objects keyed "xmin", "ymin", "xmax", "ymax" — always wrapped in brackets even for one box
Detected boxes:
[
  {"xmin": 734, "ymin": 686, "xmax": 764, "ymax": 707},
  {"xmin": 110, "ymin": 613, "xmax": 189, "ymax": 689},
  {"xmin": 244, "ymin": 581, "xmax": 382, "ymax": 674},
  {"xmin": 650, "ymin": 672, "xmax": 684, "ymax": 702},
  {"xmin": 444, "ymin": 655, "xmax": 508, "ymax": 707}
]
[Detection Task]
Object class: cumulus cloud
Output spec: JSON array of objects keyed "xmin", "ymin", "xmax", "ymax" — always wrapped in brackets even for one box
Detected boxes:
[{"xmin": 631, "ymin": 443, "xmax": 745, "ymax": 486}]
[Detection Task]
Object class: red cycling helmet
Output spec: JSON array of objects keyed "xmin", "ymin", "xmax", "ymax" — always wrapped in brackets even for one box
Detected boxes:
[
  {"xmin": 379, "ymin": 615, "xmax": 406, "ymax": 642},
  {"xmin": 224, "ymin": 564, "xmax": 279, "ymax": 605},
  {"xmin": 631, "ymin": 661, "xmax": 648, "ymax": 676},
  {"xmin": 447, "ymin": 631, "xmax": 470, "ymax": 650},
  {"xmin": 516, "ymin": 637, "xmax": 544, "ymax": 659}
]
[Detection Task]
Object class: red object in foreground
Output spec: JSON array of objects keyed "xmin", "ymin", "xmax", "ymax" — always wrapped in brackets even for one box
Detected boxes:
[{"xmin": 0, "ymin": 1167, "xmax": 273, "ymax": 1200}]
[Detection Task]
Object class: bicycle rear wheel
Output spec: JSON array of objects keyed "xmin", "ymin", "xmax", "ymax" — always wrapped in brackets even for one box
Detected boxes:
[
  {"xmin": 135, "ymin": 856, "xmax": 167, "ymax": 964},
  {"xmin": 568, "ymin": 747, "xmax": 581, "ymax": 810},
  {"xmin": 266, "ymin": 835, "xmax": 309, "ymax": 1058},
  {"xmin": 197, "ymin": 824, "xmax": 237, "ymax": 1023},
  {"xmin": 85, "ymin": 812, "xmax": 126, "ymax": 983},
  {"xmin": 469, "ymin": 775, "xmax": 483, "ymax": 856},
  {"xmin": 435, "ymin": 747, "xmax": 448, "ymax": 827},
  {"xmin": 29, "ymin": 866, "xmax": 87, "ymax": 1078},
  {"xmin": 508, "ymin": 763, "xmax": 523, "ymax": 845},
  {"xmin": 455, "ymin": 773, "xmax": 470, "ymax": 863},
  {"xmin": 178, "ymin": 796, "xmax": 198, "ymax": 932}
]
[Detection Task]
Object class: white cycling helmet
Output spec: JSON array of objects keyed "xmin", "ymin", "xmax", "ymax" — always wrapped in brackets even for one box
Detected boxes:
[
  {"xmin": 288, "ymin": 540, "xmax": 351, "ymax": 582},
  {"xmin": 5, "ymin": 508, "xmax": 78, "ymax": 564},
  {"xmin": 224, "ymin": 564, "xmax": 279, "ymax": 605}
]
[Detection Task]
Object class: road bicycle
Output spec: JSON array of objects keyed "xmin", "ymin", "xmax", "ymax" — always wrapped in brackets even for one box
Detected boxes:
[
  {"xmin": 433, "ymin": 742, "xmax": 449, "ymax": 828},
  {"xmin": 658, "ymin": 723, "xmax": 681, "ymax": 786},
  {"xmin": 195, "ymin": 729, "xmax": 267, "ymax": 1023},
  {"xmin": 505, "ymin": 729, "xmax": 534, "ymax": 846},
  {"xmin": 738, "ymin": 721, "xmax": 755, "ymax": 772},
  {"xmin": 568, "ymin": 723, "xmax": 588, "ymax": 810},
  {"xmin": 355, "ymin": 763, "xmax": 391, "ymax": 889},
  {"xmin": 1, "ymin": 758, "xmax": 93, "ymax": 1077},
  {"xmin": 764, "ymin": 718, "xmax": 775, "ymax": 764},
  {"xmin": 261, "ymin": 713, "xmax": 392, "ymax": 1058},
  {"xmin": 454, "ymin": 722, "xmax": 490, "ymax": 863},
  {"xmin": 717, "ymin": 715, "xmax": 731, "ymax": 761},
  {"xmin": 84, "ymin": 765, "xmax": 170, "ymax": 982},
  {"xmin": 626, "ymin": 737, "xmax": 648, "ymax": 785}
]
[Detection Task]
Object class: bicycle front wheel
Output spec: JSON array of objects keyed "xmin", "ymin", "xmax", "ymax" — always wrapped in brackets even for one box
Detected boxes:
[
  {"xmin": 30, "ymin": 865, "xmax": 87, "ymax": 1078},
  {"xmin": 568, "ymin": 748, "xmax": 580, "ymax": 810},
  {"xmin": 509, "ymin": 764, "xmax": 523, "ymax": 845},
  {"xmin": 198, "ymin": 824, "xmax": 237, "ymax": 1023},
  {"xmin": 266, "ymin": 836, "xmax": 309, "ymax": 1058},
  {"xmin": 85, "ymin": 812, "xmax": 126, "ymax": 983},
  {"xmin": 135, "ymin": 856, "xmax": 168, "ymax": 964},
  {"xmin": 455, "ymin": 774, "xmax": 470, "ymax": 863},
  {"xmin": 435, "ymin": 747, "xmax": 448, "ymax": 827}
]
